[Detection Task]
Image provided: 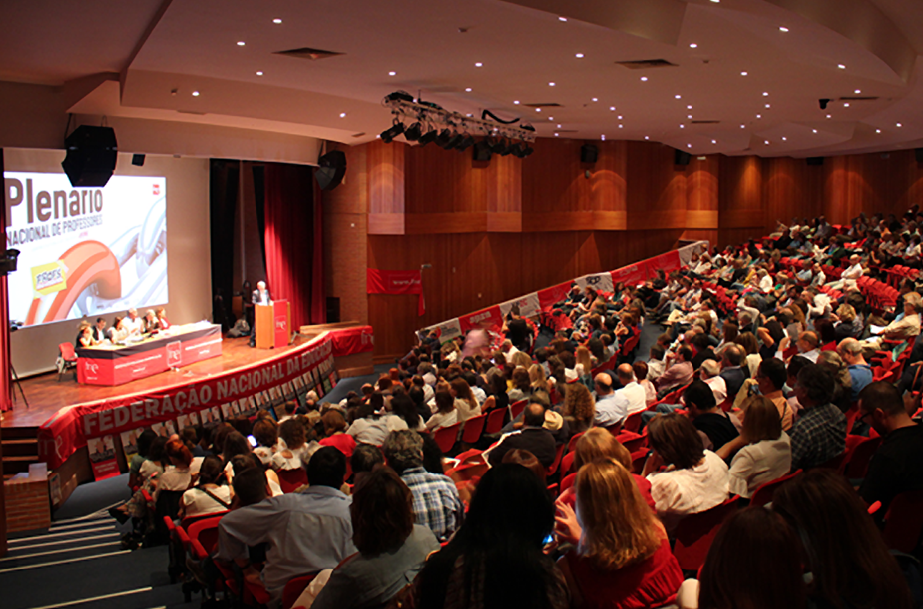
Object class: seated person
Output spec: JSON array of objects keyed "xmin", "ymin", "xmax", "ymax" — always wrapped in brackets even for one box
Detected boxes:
[
  {"xmin": 642, "ymin": 414, "xmax": 729, "ymax": 531},
  {"xmin": 143, "ymin": 309, "xmax": 161, "ymax": 334},
  {"xmin": 719, "ymin": 397, "xmax": 792, "ymax": 499},
  {"xmin": 181, "ymin": 455, "xmax": 232, "ymax": 518},
  {"xmin": 684, "ymin": 379, "xmax": 740, "ymax": 453},
  {"xmin": 217, "ymin": 447, "xmax": 356, "ymax": 604},
  {"xmin": 383, "ymin": 430, "xmax": 464, "ymax": 543},
  {"xmin": 488, "ymin": 401, "xmax": 558, "ymax": 469},
  {"xmin": 311, "ymin": 467, "xmax": 440, "ymax": 609},
  {"xmin": 350, "ymin": 442, "xmax": 385, "ymax": 487},
  {"xmin": 789, "ymin": 364, "xmax": 846, "ymax": 471}
]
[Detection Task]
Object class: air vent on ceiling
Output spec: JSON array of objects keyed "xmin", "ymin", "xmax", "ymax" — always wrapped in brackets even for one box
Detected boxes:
[
  {"xmin": 351, "ymin": 132, "xmax": 366, "ymax": 138},
  {"xmin": 616, "ymin": 59, "xmax": 677, "ymax": 69},
  {"xmin": 274, "ymin": 47, "xmax": 344, "ymax": 61},
  {"xmin": 522, "ymin": 102, "xmax": 561, "ymax": 108},
  {"xmin": 691, "ymin": 120, "xmax": 719, "ymax": 124},
  {"xmin": 839, "ymin": 96, "xmax": 879, "ymax": 101}
]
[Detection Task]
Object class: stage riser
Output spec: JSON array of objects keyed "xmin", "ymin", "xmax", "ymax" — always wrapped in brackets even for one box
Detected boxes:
[{"xmin": 2, "ymin": 428, "xmax": 40, "ymax": 477}]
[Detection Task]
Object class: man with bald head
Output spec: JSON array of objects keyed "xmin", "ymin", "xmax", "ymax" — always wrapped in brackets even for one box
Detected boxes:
[
  {"xmin": 593, "ymin": 373, "xmax": 624, "ymax": 428},
  {"xmin": 719, "ymin": 344, "xmax": 748, "ymax": 399},
  {"xmin": 796, "ymin": 331, "xmax": 820, "ymax": 363},
  {"xmin": 612, "ymin": 364, "xmax": 647, "ymax": 417},
  {"xmin": 837, "ymin": 337, "xmax": 872, "ymax": 401},
  {"xmin": 488, "ymin": 401, "xmax": 557, "ymax": 468}
]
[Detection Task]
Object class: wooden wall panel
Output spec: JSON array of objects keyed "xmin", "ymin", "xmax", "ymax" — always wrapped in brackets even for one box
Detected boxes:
[
  {"xmin": 626, "ymin": 141, "xmax": 689, "ymax": 230},
  {"xmin": 764, "ymin": 157, "xmax": 823, "ymax": 236},
  {"xmin": 367, "ymin": 140, "xmax": 404, "ymax": 214}
]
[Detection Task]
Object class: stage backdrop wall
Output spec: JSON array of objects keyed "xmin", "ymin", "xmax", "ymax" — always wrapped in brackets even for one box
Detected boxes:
[{"xmin": 5, "ymin": 148, "xmax": 211, "ymax": 377}]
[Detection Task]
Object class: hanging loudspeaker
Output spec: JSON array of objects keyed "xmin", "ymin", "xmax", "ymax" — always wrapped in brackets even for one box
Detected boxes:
[
  {"xmin": 61, "ymin": 125, "xmax": 118, "ymax": 187},
  {"xmin": 315, "ymin": 150, "xmax": 347, "ymax": 190}
]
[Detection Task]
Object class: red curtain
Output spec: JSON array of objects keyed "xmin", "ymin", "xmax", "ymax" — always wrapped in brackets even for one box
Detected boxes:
[
  {"xmin": 0, "ymin": 149, "xmax": 10, "ymax": 413},
  {"xmin": 263, "ymin": 163, "xmax": 325, "ymax": 329}
]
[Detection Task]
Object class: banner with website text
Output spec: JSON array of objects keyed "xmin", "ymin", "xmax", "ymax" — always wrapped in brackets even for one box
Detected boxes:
[
  {"xmin": 367, "ymin": 268, "xmax": 425, "ymax": 316},
  {"xmin": 39, "ymin": 334, "xmax": 338, "ymax": 471},
  {"xmin": 419, "ymin": 241, "xmax": 708, "ymax": 342}
]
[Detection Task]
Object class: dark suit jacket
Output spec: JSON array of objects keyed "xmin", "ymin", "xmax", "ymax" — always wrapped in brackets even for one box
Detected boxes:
[
  {"xmin": 90, "ymin": 326, "xmax": 106, "ymax": 342},
  {"xmin": 719, "ymin": 366, "xmax": 748, "ymax": 400},
  {"xmin": 252, "ymin": 288, "xmax": 272, "ymax": 306},
  {"xmin": 488, "ymin": 427, "xmax": 557, "ymax": 468}
]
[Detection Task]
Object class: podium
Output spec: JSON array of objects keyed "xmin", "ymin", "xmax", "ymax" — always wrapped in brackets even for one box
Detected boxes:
[{"xmin": 255, "ymin": 300, "xmax": 291, "ymax": 349}]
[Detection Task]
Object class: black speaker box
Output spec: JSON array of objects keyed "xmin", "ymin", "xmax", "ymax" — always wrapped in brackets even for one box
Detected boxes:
[
  {"xmin": 131, "ymin": 154, "xmax": 146, "ymax": 167},
  {"xmin": 806, "ymin": 157, "xmax": 825, "ymax": 166},
  {"xmin": 315, "ymin": 150, "xmax": 347, "ymax": 190},
  {"xmin": 61, "ymin": 125, "xmax": 118, "ymax": 187},
  {"xmin": 472, "ymin": 141, "xmax": 492, "ymax": 162},
  {"xmin": 915, "ymin": 148, "xmax": 923, "ymax": 163},
  {"xmin": 674, "ymin": 150, "xmax": 691, "ymax": 166},
  {"xmin": 326, "ymin": 297, "xmax": 340, "ymax": 323},
  {"xmin": 581, "ymin": 144, "xmax": 598, "ymax": 164}
]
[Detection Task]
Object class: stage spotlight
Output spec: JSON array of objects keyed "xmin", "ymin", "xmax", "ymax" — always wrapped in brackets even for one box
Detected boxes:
[
  {"xmin": 497, "ymin": 139, "xmax": 514, "ymax": 156},
  {"xmin": 404, "ymin": 121, "xmax": 423, "ymax": 141},
  {"xmin": 510, "ymin": 143, "xmax": 527, "ymax": 158},
  {"xmin": 445, "ymin": 133, "xmax": 464, "ymax": 149},
  {"xmin": 522, "ymin": 145, "xmax": 534, "ymax": 157},
  {"xmin": 456, "ymin": 135, "xmax": 475, "ymax": 150},
  {"xmin": 380, "ymin": 122, "xmax": 404, "ymax": 143},
  {"xmin": 419, "ymin": 126, "xmax": 438, "ymax": 146},
  {"xmin": 487, "ymin": 138, "xmax": 505, "ymax": 153}
]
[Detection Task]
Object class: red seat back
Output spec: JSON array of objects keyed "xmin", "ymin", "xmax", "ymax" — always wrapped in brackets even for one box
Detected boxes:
[
  {"xmin": 566, "ymin": 431, "xmax": 585, "ymax": 454},
  {"xmin": 545, "ymin": 443, "xmax": 566, "ymax": 477},
  {"xmin": 561, "ymin": 451, "xmax": 576, "ymax": 476},
  {"xmin": 622, "ymin": 411, "xmax": 643, "ymax": 433},
  {"xmin": 59, "ymin": 342, "xmax": 77, "ymax": 361},
  {"xmin": 749, "ymin": 470, "xmax": 802, "ymax": 508},
  {"xmin": 510, "ymin": 399, "xmax": 528, "ymax": 420},
  {"xmin": 882, "ymin": 489, "xmax": 923, "ymax": 554},
  {"xmin": 461, "ymin": 414, "xmax": 487, "ymax": 444},
  {"xmin": 278, "ymin": 468, "xmax": 308, "ymax": 493},
  {"xmin": 187, "ymin": 514, "xmax": 225, "ymax": 556},
  {"xmin": 484, "ymin": 407, "xmax": 507, "ymax": 435},
  {"xmin": 672, "ymin": 497, "xmax": 740, "ymax": 571},
  {"xmin": 843, "ymin": 436, "xmax": 883, "ymax": 479},
  {"xmin": 282, "ymin": 573, "xmax": 318, "ymax": 609},
  {"xmin": 560, "ymin": 472, "xmax": 577, "ymax": 494},
  {"xmin": 434, "ymin": 422, "xmax": 461, "ymax": 454}
]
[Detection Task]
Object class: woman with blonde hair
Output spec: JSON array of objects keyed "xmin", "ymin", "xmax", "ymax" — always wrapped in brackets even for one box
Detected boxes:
[
  {"xmin": 560, "ymin": 383, "xmax": 595, "ymax": 435},
  {"xmin": 529, "ymin": 363, "xmax": 550, "ymax": 395},
  {"xmin": 556, "ymin": 459, "xmax": 684, "ymax": 609},
  {"xmin": 510, "ymin": 350, "xmax": 533, "ymax": 370},
  {"xmin": 575, "ymin": 346, "xmax": 594, "ymax": 384}
]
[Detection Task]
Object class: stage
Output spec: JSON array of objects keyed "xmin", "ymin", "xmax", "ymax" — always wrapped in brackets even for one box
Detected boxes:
[{"xmin": 2, "ymin": 324, "xmax": 374, "ymax": 431}]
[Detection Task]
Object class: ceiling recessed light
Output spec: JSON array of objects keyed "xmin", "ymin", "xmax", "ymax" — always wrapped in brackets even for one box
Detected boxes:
[
  {"xmin": 592, "ymin": 97, "xmax": 598, "ymax": 102},
  {"xmin": 765, "ymin": 104, "xmax": 770, "ymax": 108},
  {"xmin": 812, "ymin": 129, "xmax": 818, "ymax": 133},
  {"xmin": 575, "ymin": 53, "xmax": 584, "ymax": 58},
  {"xmin": 779, "ymin": 26, "xmax": 789, "ymax": 32},
  {"xmin": 557, "ymin": 124, "xmax": 562, "ymax": 128},
  {"xmin": 690, "ymin": 43, "xmax": 698, "ymax": 48},
  {"xmin": 549, "ymin": 82, "xmax": 556, "ymax": 86},
  {"xmin": 782, "ymin": 137, "xmax": 787, "ymax": 141},
  {"xmin": 711, "ymin": 140, "xmax": 717, "ymax": 144},
  {"xmin": 536, "ymin": 108, "xmax": 541, "ymax": 112},
  {"xmin": 688, "ymin": 115, "xmax": 693, "ymax": 119},
  {"xmin": 687, "ymin": 105, "xmax": 693, "ymax": 109},
  {"xmin": 609, "ymin": 106, "xmax": 616, "ymax": 111},
  {"xmin": 555, "ymin": 133, "xmax": 560, "ymax": 136},
  {"xmin": 838, "ymin": 64, "xmax": 846, "ymax": 69},
  {"xmin": 601, "ymin": 135, "xmax": 606, "ymax": 141},
  {"xmin": 675, "ymin": 94, "xmax": 682, "ymax": 99},
  {"xmin": 466, "ymin": 113, "xmax": 472, "ymax": 117},
  {"xmin": 389, "ymin": 71, "xmax": 397, "ymax": 76},
  {"xmin": 548, "ymin": 117, "xmax": 554, "ymax": 121},
  {"xmin": 465, "ymin": 87, "xmax": 472, "ymax": 92},
  {"xmin": 741, "ymin": 71, "xmax": 748, "ymax": 76},
  {"xmin": 558, "ymin": 16, "xmax": 568, "ymax": 21},
  {"xmin": 876, "ymin": 129, "xmax": 882, "ymax": 133},
  {"xmin": 764, "ymin": 140, "xmax": 770, "ymax": 145},
  {"xmin": 757, "ymin": 114, "xmax": 761, "ymax": 118},
  {"xmin": 475, "ymin": 62, "xmax": 483, "ymax": 67},
  {"xmin": 854, "ymin": 89, "xmax": 862, "ymax": 94},
  {"xmin": 826, "ymin": 114, "xmax": 831, "ymax": 119},
  {"xmin": 762, "ymin": 92, "xmax": 769, "ymax": 96},
  {"xmin": 619, "ymin": 124, "xmax": 624, "ymax": 128},
  {"xmin": 256, "ymin": 71, "xmax": 263, "ymax": 76},
  {"xmin": 641, "ymin": 76, "xmax": 648, "ymax": 82},
  {"xmin": 618, "ymin": 115, "xmax": 623, "ymax": 119},
  {"xmin": 680, "ymin": 124, "xmax": 685, "ymax": 129},
  {"xmin": 645, "ymin": 136, "xmax": 650, "ymax": 140},
  {"xmin": 843, "ymin": 102, "xmax": 850, "ymax": 107},
  {"xmin": 514, "ymin": 100, "xmax": 520, "ymax": 104},
  {"xmin": 897, "ymin": 122, "xmax": 903, "ymax": 127},
  {"xmin": 237, "ymin": 41, "xmax": 246, "ymax": 46},
  {"xmin": 339, "ymin": 113, "xmax": 346, "ymax": 118},
  {"xmin": 710, "ymin": 0, "xmax": 719, "ymax": 3},
  {"xmin": 687, "ymin": 144, "xmax": 692, "ymax": 148},
  {"xmin": 273, "ymin": 18, "xmax": 282, "ymax": 24},
  {"xmin": 192, "ymin": 91, "xmax": 200, "ymax": 96},
  {"xmin": 740, "ymin": 124, "xmax": 745, "ymax": 129}
]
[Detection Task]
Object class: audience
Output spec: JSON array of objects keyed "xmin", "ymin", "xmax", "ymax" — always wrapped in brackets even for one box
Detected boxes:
[
  {"xmin": 789, "ymin": 363, "xmax": 847, "ymax": 471},
  {"xmin": 719, "ymin": 396, "xmax": 791, "ymax": 499},
  {"xmin": 488, "ymin": 401, "xmax": 558, "ymax": 468},
  {"xmin": 683, "ymin": 380, "xmax": 739, "ymax": 452}
]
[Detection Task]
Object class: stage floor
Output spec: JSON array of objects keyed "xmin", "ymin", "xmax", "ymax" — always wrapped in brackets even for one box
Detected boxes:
[{"xmin": 2, "ymin": 335, "xmax": 314, "ymax": 429}]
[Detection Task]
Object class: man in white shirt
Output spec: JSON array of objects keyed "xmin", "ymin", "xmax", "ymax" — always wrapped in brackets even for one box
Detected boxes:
[
  {"xmin": 796, "ymin": 331, "xmax": 821, "ymax": 363},
  {"xmin": 612, "ymin": 364, "xmax": 648, "ymax": 416},
  {"xmin": 123, "ymin": 308, "xmax": 143, "ymax": 336},
  {"xmin": 699, "ymin": 359, "xmax": 728, "ymax": 404},
  {"xmin": 803, "ymin": 288, "xmax": 831, "ymax": 319},
  {"xmin": 593, "ymin": 373, "xmax": 624, "ymax": 428},
  {"xmin": 837, "ymin": 254, "xmax": 865, "ymax": 289}
]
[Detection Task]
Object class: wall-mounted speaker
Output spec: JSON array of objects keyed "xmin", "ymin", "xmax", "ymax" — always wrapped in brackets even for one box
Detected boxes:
[
  {"xmin": 674, "ymin": 150, "xmax": 691, "ymax": 166},
  {"xmin": 315, "ymin": 150, "xmax": 347, "ymax": 190},
  {"xmin": 472, "ymin": 141, "xmax": 492, "ymax": 162},
  {"xmin": 61, "ymin": 125, "xmax": 118, "ymax": 187},
  {"xmin": 806, "ymin": 157, "xmax": 825, "ymax": 166},
  {"xmin": 580, "ymin": 144, "xmax": 598, "ymax": 164},
  {"xmin": 131, "ymin": 154, "xmax": 146, "ymax": 167},
  {"xmin": 915, "ymin": 148, "xmax": 923, "ymax": 163}
]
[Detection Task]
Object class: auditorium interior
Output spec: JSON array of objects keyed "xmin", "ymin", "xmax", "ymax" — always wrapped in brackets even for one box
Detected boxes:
[{"xmin": 3, "ymin": 1, "xmax": 923, "ymax": 608}]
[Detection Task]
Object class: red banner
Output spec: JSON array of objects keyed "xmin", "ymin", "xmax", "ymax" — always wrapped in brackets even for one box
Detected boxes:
[
  {"xmin": 39, "ymin": 334, "xmax": 336, "ymax": 470},
  {"xmin": 538, "ymin": 282, "xmax": 573, "ymax": 311},
  {"xmin": 458, "ymin": 306, "xmax": 504, "ymax": 334},
  {"xmin": 610, "ymin": 261, "xmax": 650, "ymax": 287},
  {"xmin": 330, "ymin": 325, "xmax": 374, "ymax": 356},
  {"xmin": 367, "ymin": 269, "xmax": 425, "ymax": 315},
  {"xmin": 646, "ymin": 250, "xmax": 682, "ymax": 275}
]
